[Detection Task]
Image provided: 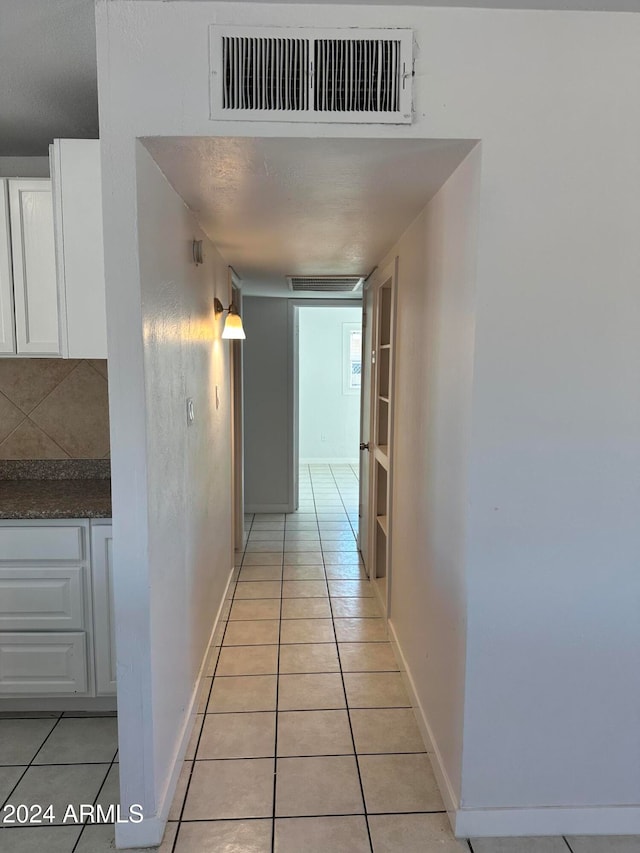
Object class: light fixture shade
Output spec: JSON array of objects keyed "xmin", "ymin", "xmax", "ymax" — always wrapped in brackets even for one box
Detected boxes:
[{"xmin": 222, "ymin": 312, "xmax": 246, "ymax": 340}]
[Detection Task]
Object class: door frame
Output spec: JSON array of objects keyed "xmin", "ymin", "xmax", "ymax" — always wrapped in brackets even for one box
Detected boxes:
[
  {"xmin": 229, "ymin": 269, "xmax": 245, "ymax": 551},
  {"xmin": 289, "ymin": 298, "xmax": 364, "ymax": 509}
]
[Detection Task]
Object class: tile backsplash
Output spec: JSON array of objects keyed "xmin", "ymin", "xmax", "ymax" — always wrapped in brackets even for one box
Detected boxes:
[{"xmin": 0, "ymin": 359, "xmax": 110, "ymax": 460}]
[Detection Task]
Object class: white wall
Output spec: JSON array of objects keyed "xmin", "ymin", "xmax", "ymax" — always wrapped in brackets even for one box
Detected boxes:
[
  {"xmin": 379, "ymin": 146, "xmax": 481, "ymax": 809},
  {"xmin": 299, "ymin": 306, "xmax": 361, "ymax": 463},
  {"xmin": 104, "ymin": 141, "xmax": 233, "ymax": 846},
  {"xmin": 97, "ymin": 1, "xmax": 640, "ymax": 842},
  {"xmin": 243, "ymin": 296, "xmax": 293, "ymax": 512}
]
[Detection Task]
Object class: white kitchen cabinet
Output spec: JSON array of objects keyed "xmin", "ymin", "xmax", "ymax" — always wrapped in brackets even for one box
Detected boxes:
[
  {"xmin": 91, "ymin": 522, "xmax": 116, "ymax": 695},
  {"xmin": 0, "ymin": 566, "xmax": 86, "ymax": 631},
  {"xmin": 0, "ymin": 632, "xmax": 87, "ymax": 694},
  {"xmin": 8, "ymin": 179, "xmax": 61, "ymax": 356},
  {"xmin": 0, "ymin": 182, "xmax": 16, "ymax": 353},
  {"xmin": 50, "ymin": 139, "xmax": 108, "ymax": 359}
]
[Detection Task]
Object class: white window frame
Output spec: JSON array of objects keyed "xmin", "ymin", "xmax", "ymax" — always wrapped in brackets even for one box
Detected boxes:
[{"xmin": 342, "ymin": 322, "xmax": 362, "ymax": 396}]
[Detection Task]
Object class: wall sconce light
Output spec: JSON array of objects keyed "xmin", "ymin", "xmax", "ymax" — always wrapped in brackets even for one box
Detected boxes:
[{"xmin": 214, "ymin": 298, "xmax": 246, "ymax": 340}]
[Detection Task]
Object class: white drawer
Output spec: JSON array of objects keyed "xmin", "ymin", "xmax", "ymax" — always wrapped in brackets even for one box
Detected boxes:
[
  {"xmin": 0, "ymin": 525, "xmax": 85, "ymax": 563},
  {"xmin": 0, "ymin": 566, "xmax": 85, "ymax": 631},
  {"xmin": 0, "ymin": 632, "xmax": 87, "ymax": 694}
]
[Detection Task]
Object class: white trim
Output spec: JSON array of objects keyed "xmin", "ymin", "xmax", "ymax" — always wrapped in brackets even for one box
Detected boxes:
[
  {"xmin": 387, "ymin": 618, "xmax": 640, "ymax": 839},
  {"xmin": 300, "ymin": 457, "xmax": 359, "ymax": 465},
  {"xmin": 387, "ymin": 618, "xmax": 459, "ymax": 831},
  {"xmin": 115, "ymin": 563, "xmax": 235, "ymax": 848},
  {"xmin": 455, "ymin": 805, "xmax": 640, "ymax": 839},
  {"xmin": 245, "ymin": 503, "xmax": 293, "ymax": 514}
]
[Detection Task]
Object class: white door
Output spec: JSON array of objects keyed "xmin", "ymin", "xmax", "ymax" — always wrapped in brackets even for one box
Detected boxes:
[
  {"xmin": 358, "ymin": 283, "xmax": 375, "ymax": 573},
  {"xmin": 9, "ymin": 179, "xmax": 60, "ymax": 356},
  {"xmin": 0, "ymin": 181, "xmax": 16, "ymax": 354}
]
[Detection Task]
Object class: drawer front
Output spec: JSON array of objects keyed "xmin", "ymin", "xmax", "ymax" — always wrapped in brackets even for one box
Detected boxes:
[
  {"xmin": 0, "ymin": 567, "xmax": 85, "ymax": 631},
  {"xmin": 0, "ymin": 525, "xmax": 85, "ymax": 563},
  {"xmin": 0, "ymin": 632, "xmax": 87, "ymax": 694}
]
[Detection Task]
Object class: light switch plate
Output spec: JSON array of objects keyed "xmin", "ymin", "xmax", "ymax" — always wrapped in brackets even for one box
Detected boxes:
[{"xmin": 186, "ymin": 397, "xmax": 195, "ymax": 425}]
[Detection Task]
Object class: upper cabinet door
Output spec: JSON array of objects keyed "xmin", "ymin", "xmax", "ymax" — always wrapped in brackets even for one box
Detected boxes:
[
  {"xmin": 0, "ymin": 181, "xmax": 16, "ymax": 354},
  {"xmin": 9, "ymin": 179, "xmax": 61, "ymax": 357},
  {"xmin": 50, "ymin": 140, "xmax": 108, "ymax": 359}
]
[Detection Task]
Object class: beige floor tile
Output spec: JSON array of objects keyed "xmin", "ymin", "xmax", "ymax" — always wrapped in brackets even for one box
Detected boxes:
[
  {"xmin": 282, "ymin": 580, "xmax": 328, "ymax": 598},
  {"xmin": 203, "ymin": 645, "xmax": 220, "ymax": 676},
  {"xmin": 334, "ymin": 618, "xmax": 388, "ymax": 642},
  {"xmin": 229, "ymin": 599, "xmax": 281, "ymax": 621},
  {"xmin": 285, "ymin": 541, "xmax": 325, "ymax": 552},
  {"xmin": 284, "ymin": 531, "xmax": 321, "ymax": 541},
  {"xmin": 197, "ymin": 712, "xmax": 275, "ymax": 759},
  {"xmin": 175, "ymin": 819, "xmax": 272, "ymax": 853},
  {"xmin": 75, "ymin": 822, "xmax": 177, "ymax": 853},
  {"xmin": 277, "ymin": 710, "xmax": 353, "ymax": 757},
  {"xmin": 207, "ymin": 675, "xmax": 277, "ymax": 713},
  {"xmin": 332, "ymin": 598, "xmax": 382, "ymax": 618},
  {"xmin": 0, "ymin": 719, "xmax": 57, "ymax": 765},
  {"xmin": 212, "ymin": 620, "xmax": 227, "ymax": 645},
  {"xmin": 168, "ymin": 761, "xmax": 193, "ymax": 820},
  {"xmin": 350, "ymin": 708, "xmax": 426, "ymax": 754},
  {"xmin": 245, "ymin": 542, "xmax": 284, "ymax": 553},
  {"xmin": 4, "ymin": 764, "xmax": 110, "ymax": 826},
  {"xmin": 0, "ymin": 766, "xmax": 27, "ymax": 804},
  {"xmin": 283, "ymin": 565, "xmax": 326, "ymax": 580},
  {"xmin": 281, "ymin": 598, "xmax": 332, "ymax": 619},
  {"xmin": 235, "ymin": 580, "xmax": 282, "ymax": 600},
  {"xmin": 329, "ymin": 579, "xmax": 374, "ymax": 598},
  {"xmin": 471, "ymin": 840, "xmax": 572, "ymax": 853},
  {"xmin": 248, "ymin": 531, "xmax": 284, "ymax": 541},
  {"xmin": 369, "ymin": 813, "xmax": 467, "ymax": 853},
  {"xmin": 283, "ymin": 522, "xmax": 318, "ymax": 531},
  {"xmin": 343, "ymin": 672, "xmax": 411, "ymax": 708},
  {"xmin": 33, "ymin": 716, "xmax": 118, "ymax": 764},
  {"xmin": 243, "ymin": 553, "xmax": 283, "ymax": 565},
  {"xmin": 184, "ymin": 714, "xmax": 204, "ymax": 759},
  {"xmin": 323, "ymin": 554, "xmax": 362, "ymax": 566},
  {"xmin": 251, "ymin": 522, "xmax": 285, "ymax": 530},
  {"xmin": 217, "ymin": 645, "xmax": 279, "ymax": 676},
  {"xmin": 278, "ymin": 673, "xmax": 346, "ymax": 710},
  {"xmin": 183, "ymin": 758, "xmax": 274, "ymax": 820},
  {"xmin": 283, "ymin": 552, "xmax": 324, "ymax": 566},
  {"xmin": 565, "ymin": 838, "xmax": 640, "ymax": 853},
  {"xmin": 338, "ymin": 642, "xmax": 399, "ymax": 672},
  {"xmin": 279, "ymin": 643, "xmax": 340, "ymax": 674},
  {"xmin": 280, "ymin": 619, "xmax": 335, "ymax": 644},
  {"xmin": 197, "ymin": 678, "xmax": 212, "ymax": 713},
  {"xmin": 0, "ymin": 826, "xmax": 83, "ymax": 853},
  {"xmin": 275, "ymin": 816, "xmax": 370, "ymax": 853},
  {"xmin": 224, "ymin": 620, "xmax": 280, "ymax": 646},
  {"xmin": 359, "ymin": 753, "xmax": 444, "ymax": 813},
  {"xmin": 325, "ymin": 564, "xmax": 367, "ymax": 579},
  {"xmin": 239, "ymin": 566, "xmax": 283, "ymax": 581},
  {"xmin": 275, "ymin": 756, "xmax": 363, "ymax": 816},
  {"xmin": 322, "ymin": 542, "xmax": 360, "ymax": 553}
]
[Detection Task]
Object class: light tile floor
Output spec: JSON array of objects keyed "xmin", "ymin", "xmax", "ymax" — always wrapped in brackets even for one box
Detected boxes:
[{"xmin": 0, "ymin": 464, "xmax": 636, "ymax": 852}]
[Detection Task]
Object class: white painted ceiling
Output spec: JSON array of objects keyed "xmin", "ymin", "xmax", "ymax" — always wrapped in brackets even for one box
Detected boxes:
[
  {"xmin": 1, "ymin": 0, "xmax": 638, "ymax": 155},
  {"xmin": 143, "ymin": 136, "xmax": 475, "ymax": 296}
]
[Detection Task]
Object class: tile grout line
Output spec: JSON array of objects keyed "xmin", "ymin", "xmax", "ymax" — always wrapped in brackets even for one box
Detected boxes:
[
  {"xmin": 311, "ymin": 466, "xmax": 375, "ymax": 853},
  {"xmin": 71, "ymin": 741, "xmax": 120, "ymax": 852},
  {"xmin": 170, "ymin": 512, "xmax": 256, "ymax": 853},
  {"xmin": 0, "ymin": 711, "xmax": 65, "ymax": 816}
]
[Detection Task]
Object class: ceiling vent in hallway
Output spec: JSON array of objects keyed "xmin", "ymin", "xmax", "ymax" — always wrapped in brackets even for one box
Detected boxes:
[
  {"xmin": 288, "ymin": 275, "xmax": 365, "ymax": 293},
  {"xmin": 209, "ymin": 26, "xmax": 413, "ymax": 124}
]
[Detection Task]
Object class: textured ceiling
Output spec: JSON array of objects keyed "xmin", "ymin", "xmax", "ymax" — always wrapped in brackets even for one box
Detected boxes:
[
  {"xmin": 1, "ymin": 0, "xmax": 637, "ymax": 155},
  {"xmin": 143, "ymin": 136, "xmax": 476, "ymax": 296}
]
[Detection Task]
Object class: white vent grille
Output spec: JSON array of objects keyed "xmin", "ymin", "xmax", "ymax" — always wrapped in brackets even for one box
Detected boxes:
[
  {"xmin": 210, "ymin": 27, "xmax": 412, "ymax": 124},
  {"xmin": 288, "ymin": 275, "xmax": 364, "ymax": 293}
]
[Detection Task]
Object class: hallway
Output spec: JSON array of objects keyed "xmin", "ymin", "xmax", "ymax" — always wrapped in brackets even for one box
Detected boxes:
[{"xmin": 170, "ymin": 462, "xmax": 456, "ymax": 852}]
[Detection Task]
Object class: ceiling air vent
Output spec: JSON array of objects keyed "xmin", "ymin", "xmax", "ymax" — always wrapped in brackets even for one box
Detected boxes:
[
  {"xmin": 209, "ymin": 26, "xmax": 412, "ymax": 124},
  {"xmin": 288, "ymin": 275, "xmax": 365, "ymax": 293}
]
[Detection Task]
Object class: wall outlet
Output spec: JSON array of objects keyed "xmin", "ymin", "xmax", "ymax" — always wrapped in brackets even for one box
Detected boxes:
[
  {"xmin": 320, "ymin": 432, "xmax": 327, "ymax": 442},
  {"xmin": 215, "ymin": 385, "xmax": 220, "ymax": 410},
  {"xmin": 186, "ymin": 397, "xmax": 195, "ymax": 425}
]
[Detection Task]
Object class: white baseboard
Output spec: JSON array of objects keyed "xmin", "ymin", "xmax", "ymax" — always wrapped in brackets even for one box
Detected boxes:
[
  {"xmin": 454, "ymin": 805, "xmax": 640, "ymax": 838},
  {"xmin": 245, "ymin": 503, "xmax": 293, "ymax": 514},
  {"xmin": 115, "ymin": 563, "xmax": 235, "ymax": 849},
  {"xmin": 386, "ymin": 618, "xmax": 640, "ymax": 839},
  {"xmin": 300, "ymin": 457, "xmax": 359, "ymax": 465},
  {"xmin": 386, "ymin": 618, "xmax": 459, "ymax": 833}
]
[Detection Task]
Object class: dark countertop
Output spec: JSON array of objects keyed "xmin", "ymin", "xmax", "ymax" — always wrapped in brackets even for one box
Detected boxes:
[{"xmin": 0, "ymin": 459, "xmax": 112, "ymax": 520}]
